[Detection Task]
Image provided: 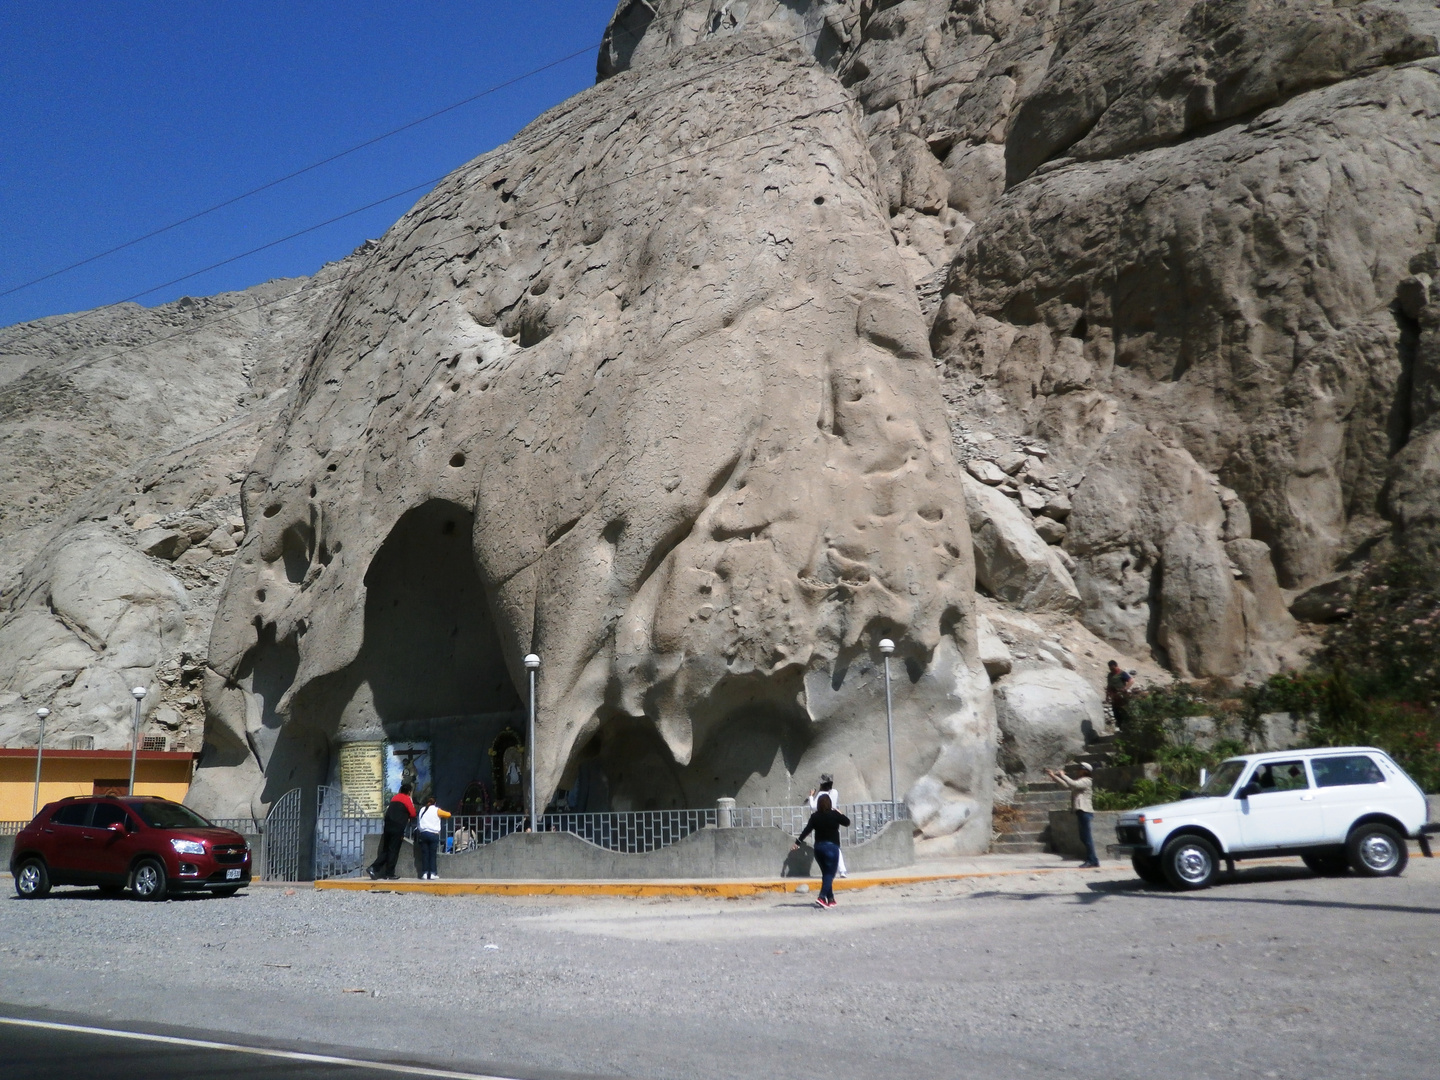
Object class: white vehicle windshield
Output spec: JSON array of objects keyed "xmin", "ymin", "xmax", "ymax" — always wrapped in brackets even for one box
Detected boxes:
[{"xmin": 1198, "ymin": 760, "xmax": 1246, "ymax": 797}]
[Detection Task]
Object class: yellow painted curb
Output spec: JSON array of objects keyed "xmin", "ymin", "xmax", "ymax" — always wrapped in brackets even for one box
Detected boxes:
[{"xmin": 312, "ymin": 864, "xmax": 1113, "ymax": 898}]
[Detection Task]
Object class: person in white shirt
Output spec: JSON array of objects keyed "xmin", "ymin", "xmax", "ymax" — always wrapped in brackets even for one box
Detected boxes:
[
  {"xmin": 806, "ymin": 775, "xmax": 847, "ymax": 878},
  {"xmin": 1046, "ymin": 762, "xmax": 1099, "ymax": 868},
  {"xmin": 414, "ymin": 797, "xmax": 452, "ymax": 880}
]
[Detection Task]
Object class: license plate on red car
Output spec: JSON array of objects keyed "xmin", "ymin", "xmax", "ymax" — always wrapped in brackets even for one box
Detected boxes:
[{"xmin": 225, "ymin": 869, "xmax": 241, "ymax": 880}]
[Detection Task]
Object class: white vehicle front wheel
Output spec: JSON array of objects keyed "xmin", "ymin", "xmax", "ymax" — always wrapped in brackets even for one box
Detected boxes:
[{"xmin": 1161, "ymin": 835, "xmax": 1218, "ymax": 891}]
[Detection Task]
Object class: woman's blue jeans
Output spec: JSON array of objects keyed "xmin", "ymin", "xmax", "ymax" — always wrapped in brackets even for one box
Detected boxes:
[
  {"xmin": 813, "ymin": 841, "xmax": 840, "ymax": 902},
  {"xmin": 416, "ymin": 831, "xmax": 440, "ymax": 877}
]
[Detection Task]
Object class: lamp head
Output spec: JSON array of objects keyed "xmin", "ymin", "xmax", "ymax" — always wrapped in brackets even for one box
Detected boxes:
[
  {"xmin": 36, "ymin": 708, "xmax": 49, "ymax": 719},
  {"xmin": 878, "ymin": 638, "xmax": 896, "ymax": 655},
  {"xmin": 523, "ymin": 653, "xmax": 541, "ymax": 670},
  {"xmin": 131, "ymin": 686, "xmax": 147, "ymax": 700}
]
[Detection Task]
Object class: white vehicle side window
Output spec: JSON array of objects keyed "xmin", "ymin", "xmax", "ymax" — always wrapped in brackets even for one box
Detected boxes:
[
  {"xmin": 1248, "ymin": 760, "xmax": 1309, "ymax": 792},
  {"xmin": 1311, "ymin": 755, "xmax": 1385, "ymax": 788}
]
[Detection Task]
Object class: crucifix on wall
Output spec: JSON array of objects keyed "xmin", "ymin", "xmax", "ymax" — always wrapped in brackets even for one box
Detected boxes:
[{"xmin": 392, "ymin": 745, "xmax": 427, "ymax": 793}]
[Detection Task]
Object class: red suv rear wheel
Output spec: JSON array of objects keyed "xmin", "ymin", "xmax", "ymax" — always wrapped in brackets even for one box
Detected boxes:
[{"xmin": 14, "ymin": 858, "xmax": 50, "ymax": 899}]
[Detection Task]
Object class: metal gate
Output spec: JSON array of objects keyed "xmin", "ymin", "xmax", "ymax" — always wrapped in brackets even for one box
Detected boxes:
[
  {"xmin": 261, "ymin": 787, "xmax": 307, "ymax": 881},
  {"xmin": 313, "ymin": 785, "xmax": 382, "ymax": 880}
]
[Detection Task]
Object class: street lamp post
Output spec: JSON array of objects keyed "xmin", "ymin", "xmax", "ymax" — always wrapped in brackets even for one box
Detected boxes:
[
  {"xmin": 128, "ymin": 686, "xmax": 147, "ymax": 795},
  {"xmin": 523, "ymin": 653, "xmax": 540, "ymax": 833},
  {"xmin": 32, "ymin": 708, "xmax": 49, "ymax": 818},
  {"xmin": 879, "ymin": 638, "xmax": 898, "ymax": 814}
]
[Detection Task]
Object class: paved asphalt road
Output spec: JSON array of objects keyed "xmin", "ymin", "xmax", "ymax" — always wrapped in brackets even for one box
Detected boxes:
[
  {"xmin": 0, "ymin": 1012, "xmax": 591, "ymax": 1080},
  {"xmin": 3, "ymin": 856, "xmax": 1439, "ymax": 1079}
]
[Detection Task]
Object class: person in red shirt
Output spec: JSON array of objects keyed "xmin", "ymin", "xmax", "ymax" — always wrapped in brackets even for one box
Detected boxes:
[{"xmin": 368, "ymin": 782, "xmax": 416, "ymax": 880}]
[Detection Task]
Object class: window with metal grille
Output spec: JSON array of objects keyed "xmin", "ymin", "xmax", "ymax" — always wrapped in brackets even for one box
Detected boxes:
[
  {"xmin": 70, "ymin": 735, "xmax": 94, "ymax": 751},
  {"xmin": 141, "ymin": 736, "xmax": 167, "ymax": 751}
]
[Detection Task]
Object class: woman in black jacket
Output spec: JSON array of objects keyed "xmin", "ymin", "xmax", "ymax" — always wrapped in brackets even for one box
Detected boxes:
[{"xmin": 793, "ymin": 794, "xmax": 850, "ymax": 908}]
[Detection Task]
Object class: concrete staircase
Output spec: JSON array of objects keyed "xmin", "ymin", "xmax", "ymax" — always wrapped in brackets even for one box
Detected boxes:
[
  {"xmin": 1076, "ymin": 734, "xmax": 1121, "ymax": 771},
  {"xmin": 991, "ymin": 734, "xmax": 1124, "ymax": 854},
  {"xmin": 991, "ymin": 782, "xmax": 1071, "ymax": 853}
]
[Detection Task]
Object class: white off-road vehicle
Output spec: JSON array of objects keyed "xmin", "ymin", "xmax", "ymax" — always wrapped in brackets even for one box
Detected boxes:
[{"xmin": 1114, "ymin": 747, "xmax": 1438, "ymax": 890}]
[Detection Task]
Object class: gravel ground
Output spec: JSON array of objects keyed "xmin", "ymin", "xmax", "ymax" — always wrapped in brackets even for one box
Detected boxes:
[{"xmin": 2, "ymin": 858, "xmax": 1439, "ymax": 1079}]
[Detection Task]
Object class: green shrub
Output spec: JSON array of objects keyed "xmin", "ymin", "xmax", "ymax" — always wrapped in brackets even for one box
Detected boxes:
[
  {"xmin": 1230, "ymin": 556, "xmax": 1440, "ymax": 792},
  {"xmin": 1092, "ymin": 553, "xmax": 1440, "ymax": 804}
]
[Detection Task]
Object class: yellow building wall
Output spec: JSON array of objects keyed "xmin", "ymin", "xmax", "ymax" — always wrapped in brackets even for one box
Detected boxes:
[{"xmin": 0, "ymin": 757, "xmax": 192, "ymax": 821}]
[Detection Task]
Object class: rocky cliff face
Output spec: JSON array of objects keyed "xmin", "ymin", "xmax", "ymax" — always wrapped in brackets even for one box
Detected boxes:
[
  {"xmin": 2, "ymin": 0, "xmax": 1436, "ymax": 842},
  {"xmin": 0, "ymin": 263, "xmax": 350, "ymax": 756},
  {"xmin": 603, "ymin": 0, "xmax": 1437, "ymax": 678},
  {"xmin": 196, "ymin": 35, "xmax": 995, "ymax": 848}
]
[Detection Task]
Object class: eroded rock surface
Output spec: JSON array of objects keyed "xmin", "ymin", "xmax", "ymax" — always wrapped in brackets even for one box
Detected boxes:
[
  {"xmin": 196, "ymin": 36, "xmax": 995, "ymax": 848},
  {"xmin": 0, "ymin": 265, "xmax": 348, "ymax": 755},
  {"xmin": 994, "ymin": 666, "xmax": 1103, "ymax": 781},
  {"xmin": 4, "ymin": 0, "xmax": 1439, "ymax": 837}
]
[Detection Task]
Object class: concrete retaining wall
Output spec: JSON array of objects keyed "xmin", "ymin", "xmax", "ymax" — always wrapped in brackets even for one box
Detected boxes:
[
  {"xmin": 0, "ymin": 835, "xmax": 12, "ymax": 871},
  {"xmin": 1048, "ymin": 810, "xmax": 1125, "ymax": 861},
  {"xmin": 361, "ymin": 822, "xmax": 914, "ymax": 880}
]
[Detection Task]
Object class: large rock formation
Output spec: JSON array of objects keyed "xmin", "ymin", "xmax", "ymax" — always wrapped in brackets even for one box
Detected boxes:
[
  {"xmin": 194, "ymin": 33, "xmax": 995, "ymax": 850},
  {"xmin": 3, "ymin": 0, "xmax": 1438, "ymax": 840}
]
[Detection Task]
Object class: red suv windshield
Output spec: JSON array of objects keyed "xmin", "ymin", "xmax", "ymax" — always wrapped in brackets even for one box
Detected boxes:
[{"xmin": 128, "ymin": 802, "xmax": 215, "ymax": 830}]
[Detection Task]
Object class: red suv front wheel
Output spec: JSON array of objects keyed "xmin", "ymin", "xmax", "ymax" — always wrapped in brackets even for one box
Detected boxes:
[{"xmin": 130, "ymin": 857, "xmax": 169, "ymax": 901}]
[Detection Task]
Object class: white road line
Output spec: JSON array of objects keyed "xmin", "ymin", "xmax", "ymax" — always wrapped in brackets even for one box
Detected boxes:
[{"xmin": 0, "ymin": 1016, "xmax": 527, "ymax": 1079}]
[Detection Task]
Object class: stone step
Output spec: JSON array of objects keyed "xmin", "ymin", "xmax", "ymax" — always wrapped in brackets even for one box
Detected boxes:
[
  {"xmin": 991, "ymin": 840, "xmax": 1048, "ymax": 854},
  {"xmin": 995, "ymin": 823, "xmax": 1047, "ymax": 838},
  {"xmin": 999, "ymin": 809, "xmax": 1053, "ymax": 824},
  {"xmin": 1013, "ymin": 795, "xmax": 1070, "ymax": 808},
  {"xmin": 996, "ymin": 832, "xmax": 1047, "ymax": 846},
  {"xmin": 1021, "ymin": 781, "xmax": 1065, "ymax": 792},
  {"xmin": 995, "ymin": 819, "xmax": 1051, "ymax": 835}
]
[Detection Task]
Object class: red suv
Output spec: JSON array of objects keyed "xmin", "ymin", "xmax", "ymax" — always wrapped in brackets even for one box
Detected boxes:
[{"xmin": 10, "ymin": 795, "xmax": 251, "ymax": 900}]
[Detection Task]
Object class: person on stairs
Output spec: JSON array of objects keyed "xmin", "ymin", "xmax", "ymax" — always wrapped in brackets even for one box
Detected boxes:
[
  {"xmin": 1046, "ymin": 761, "xmax": 1099, "ymax": 868},
  {"xmin": 368, "ymin": 782, "xmax": 416, "ymax": 880},
  {"xmin": 793, "ymin": 794, "xmax": 851, "ymax": 908},
  {"xmin": 806, "ymin": 774, "xmax": 848, "ymax": 878},
  {"xmin": 415, "ymin": 796, "xmax": 452, "ymax": 880}
]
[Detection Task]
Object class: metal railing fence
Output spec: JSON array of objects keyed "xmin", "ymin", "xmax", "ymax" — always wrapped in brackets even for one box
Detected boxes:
[
  {"xmin": 262, "ymin": 793, "xmax": 909, "ymax": 882},
  {"xmin": 262, "ymin": 787, "xmax": 307, "ymax": 882},
  {"xmin": 447, "ymin": 801, "xmax": 907, "ymax": 855},
  {"xmin": 0, "ymin": 821, "xmax": 27, "ymax": 836},
  {"xmin": 314, "ymin": 786, "xmax": 381, "ymax": 881}
]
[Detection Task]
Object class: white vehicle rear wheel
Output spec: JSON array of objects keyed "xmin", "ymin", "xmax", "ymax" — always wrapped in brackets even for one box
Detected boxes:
[{"xmin": 1346, "ymin": 823, "xmax": 1407, "ymax": 877}]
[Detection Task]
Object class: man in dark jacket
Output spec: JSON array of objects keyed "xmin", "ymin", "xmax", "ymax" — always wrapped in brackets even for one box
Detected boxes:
[{"xmin": 368, "ymin": 782, "xmax": 416, "ymax": 880}]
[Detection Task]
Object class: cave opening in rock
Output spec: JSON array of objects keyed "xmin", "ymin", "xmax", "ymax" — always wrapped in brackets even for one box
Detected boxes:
[
  {"xmin": 563, "ymin": 670, "xmax": 813, "ymax": 811},
  {"xmin": 318, "ymin": 499, "xmax": 523, "ymax": 809},
  {"xmin": 358, "ymin": 500, "xmax": 518, "ymax": 722}
]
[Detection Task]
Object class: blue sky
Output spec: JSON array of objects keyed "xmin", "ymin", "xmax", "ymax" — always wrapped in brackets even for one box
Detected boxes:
[{"xmin": 0, "ymin": 1, "xmax": 621, "ymax": 327}]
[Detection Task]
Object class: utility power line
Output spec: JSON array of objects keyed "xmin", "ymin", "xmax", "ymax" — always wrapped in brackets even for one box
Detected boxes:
[
  {"xmin": 0, "ymin": 44, "xmax": 598, "ymax": 302},
  {"xmin": 0, "ymin": 1, "xmax": 723, "ymax": 304},
  {"xmin": 5, "ymin": 0, "xmax": 1159, "ymax": 364}
]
